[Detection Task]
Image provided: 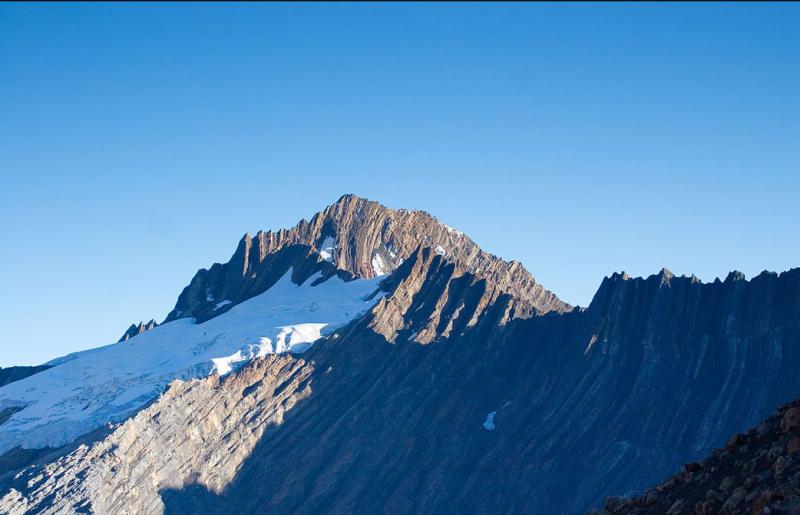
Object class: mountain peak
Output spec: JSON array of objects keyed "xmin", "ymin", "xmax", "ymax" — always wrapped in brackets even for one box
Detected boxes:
[
  {"xmin": 164, "ymin": 195, "xmax": 570, "ymax": 324},
  {"xmin": 725, "ymin": 270, "xmax": 746, "ymax": 283}
]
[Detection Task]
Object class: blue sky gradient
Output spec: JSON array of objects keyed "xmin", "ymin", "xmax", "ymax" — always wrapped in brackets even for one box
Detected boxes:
[{"xmin": 1, "ymin": 3, "xmax": 799, "ymax": 365}]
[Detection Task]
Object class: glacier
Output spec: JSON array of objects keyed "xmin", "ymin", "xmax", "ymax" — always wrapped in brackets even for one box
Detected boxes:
[{"xmin": 0, "ymin": 270, "xmax": 384, "ymax": 454}]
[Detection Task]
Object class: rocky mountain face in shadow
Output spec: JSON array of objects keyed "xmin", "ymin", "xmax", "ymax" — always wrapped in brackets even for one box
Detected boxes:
[
  {"xmin": 2, "ymin": 247, "xmax": 799, "ymax": 514},
  {"xmin": 0, "ymin": 366, "xmax": 51, "ymax": 388},
  {"xmin": 599, "ymin": 398, "xmax": 800, "ymax": 514},
  {"xmin": 1, "ymin": 196, "xmax": 798, "ymax": 514}
]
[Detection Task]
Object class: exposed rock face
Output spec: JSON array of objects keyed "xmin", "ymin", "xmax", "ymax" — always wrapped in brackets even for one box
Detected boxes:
[
  {"xmin": 368, "ymin": 246, "xmax": 531, "ymax": 344},
  {"xmin": 0, "ymin": 366, "xmax": 50, "ymax": 388},
  {"xmin": 118, "ymin": 319, "xmax": 159, "ymax": 342},
  {"xmin": 164, "ymin": 194, "xmax": 569, "ymax": 324},
  {"xmin": 3, "ymin": 260, "xmax": 799, "ymax": 514},
  {"xmin": 0, "ymin": 355, "xmax": 313, "ymax": 515},
  {"xmin": 598, "ymin": 398, "xmax": 800, "ymax": 514}
]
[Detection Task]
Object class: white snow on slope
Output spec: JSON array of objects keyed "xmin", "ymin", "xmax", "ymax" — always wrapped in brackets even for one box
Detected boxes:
[
  {"xmin": 372, "ymin": 253, "xmax": 388, "ymax": 277},
  {"xmin": 0, "ymin": 270, "xmax": 383, "ymax": 454},
  {"xmin": 213, "ymin": 300, "xmax": 232, "ymax": 311},
  {"xmin": 318, "ymin": 236, "xmax": 335, "ymax": 262}
]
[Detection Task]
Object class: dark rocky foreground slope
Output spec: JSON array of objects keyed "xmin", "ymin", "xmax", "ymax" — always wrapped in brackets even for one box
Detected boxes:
[
  {"xmin": 0, "ymin": 196, "xmax": 798, "ymax": 514},
  {"xmin": 599, "ymin": 399, "xmax": 800, "ymax": 514}
]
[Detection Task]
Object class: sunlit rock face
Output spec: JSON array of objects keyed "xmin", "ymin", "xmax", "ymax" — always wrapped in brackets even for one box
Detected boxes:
[
  {"xmin": 164, "ymin": 194, "xmax": 569, "ymax": 324},
  {"xmin": 0, "ymin": 355, "xmax": 314, "ymax": 515}
]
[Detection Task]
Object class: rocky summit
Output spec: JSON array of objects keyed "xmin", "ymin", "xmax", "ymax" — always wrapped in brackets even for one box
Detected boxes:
[{"xmin": 0, "ymin": 195, "xmax": 798, "ymax": 514}]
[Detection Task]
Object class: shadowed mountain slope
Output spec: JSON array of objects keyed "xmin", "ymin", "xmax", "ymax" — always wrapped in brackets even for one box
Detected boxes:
[{"xmin": 3, "ymin": 250, "xmax": 799, "ymax": 513}]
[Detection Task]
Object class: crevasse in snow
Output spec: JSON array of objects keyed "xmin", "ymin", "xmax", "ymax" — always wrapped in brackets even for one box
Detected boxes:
[{"xmin": 0, "ymin": 270, "xmax": 384, "ymax": 454}]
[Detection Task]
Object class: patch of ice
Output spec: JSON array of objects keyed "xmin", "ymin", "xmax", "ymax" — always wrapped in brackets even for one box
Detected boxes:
[
  {"xmin": 483, "ymin": 411, "xmax": 496, "ymax": 431},
  {"xmin": 372, "ymin": 253, "xmax": 388, "ymax": 276},
  {"xmin": 434, "ymin": 245, "xmax": 446, "ymax": 256},
  {"xmin": 205, "ymin": 287, "xmax": 214, "ymax": 303},
  {"xmin": 213, "ymin": 300, "xmax": 232, "ymax": 311},
  {"xmin": 318, "ymin": 236, "xmax": 335, "ymax": 263},
  {"xmin": 0, "ymin": 269, "xmax": 384, "ymax": 454}
]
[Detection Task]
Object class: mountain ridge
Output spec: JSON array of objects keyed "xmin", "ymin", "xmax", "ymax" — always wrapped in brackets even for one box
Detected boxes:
[
  {"xmin": 0, "ymin": 196, "xmax": 798, "ymax": 514},
  {"xmin": 162, "ymin": 194, "xmax": 569, "ymax": 327}
]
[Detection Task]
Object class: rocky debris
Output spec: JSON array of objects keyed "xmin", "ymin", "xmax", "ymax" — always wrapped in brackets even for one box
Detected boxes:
[
  {"xmin": 0, "ymin": 355, "xmax": 314, "ymax": 514},
  {"xmin": 163, "ymin": 194, "xmax": 569, "ymax": 324},
  {"xmin": 0, "ymin": 365, "xmax": 51, "ymax": 388},
  {"xmin": 117, "ymin": 319, "xmax": 159, "ymax": 342},
  {"xmin": 597, "ymin": 399, "xmax": 800, "ymax": 514}
]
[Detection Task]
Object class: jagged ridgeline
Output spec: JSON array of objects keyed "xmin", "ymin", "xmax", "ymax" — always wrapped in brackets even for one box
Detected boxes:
[
  {"xmin": 0, "ymin": 195, "xmax": 798, "ymax": 515},
  {"xmin": 163, "ymin": 194, "xmax": 568, "ymax": 324}
]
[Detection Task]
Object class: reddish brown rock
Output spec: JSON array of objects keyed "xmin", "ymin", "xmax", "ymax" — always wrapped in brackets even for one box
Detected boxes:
[
  {"xmin": 603, "ymin": 400, "xmax": 800, "ymax": 515},
  {"xmin": 783, "ymin": 407, "xmax": 800, "ymax": 433}
]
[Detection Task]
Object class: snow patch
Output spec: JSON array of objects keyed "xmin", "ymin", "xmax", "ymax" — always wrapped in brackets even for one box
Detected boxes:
[
  {"xmin": 318, "ymin": 236, "xmax": 335, "ymax": 263},
  {"xmin": 0, "ymin": 269, "xmax": 384, "ymax": 454},
  {"xmin": 434, "ymin": 245, "xmax": 446, "ymax": 256},
  {"xmin": 482, "ymin": 401, "xmax": 511, "ymax": 431},
  {"xmin": 483, "ymin": 411, "xmax": 496, "ymax": 431},
  {"xmin": 213, "ymin": 300, "xmax": 232, "ymax": 311},
  {"xmin": 372, "ymin": 253, "xmax": 388, "ymax": 276}
]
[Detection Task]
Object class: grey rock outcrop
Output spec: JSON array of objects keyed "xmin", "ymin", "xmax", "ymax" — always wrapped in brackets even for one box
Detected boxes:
[{"xmin": 118, "ymin": 320, "xmax": 159, "ymax": 342}]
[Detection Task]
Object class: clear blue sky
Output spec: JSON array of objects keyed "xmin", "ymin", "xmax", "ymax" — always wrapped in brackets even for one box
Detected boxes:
[{"xmin": 1, "ymin": 3, "xmax": 798, "ymax": 366}]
